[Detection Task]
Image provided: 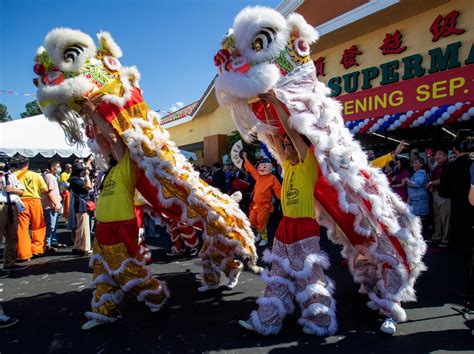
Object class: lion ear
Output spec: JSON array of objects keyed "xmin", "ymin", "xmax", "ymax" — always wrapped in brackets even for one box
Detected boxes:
[
  {"xmin": 287, "ymin": 13, "xmax": 319, "ymax": 44},
  {"xmin": 97, "ymin": 31, "xmax": 123, "ymax": 58}
]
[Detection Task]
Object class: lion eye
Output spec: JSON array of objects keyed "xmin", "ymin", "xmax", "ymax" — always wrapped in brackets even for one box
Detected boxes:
[
  {"xmin": 63, "ymin": 44, "xmax": 84, "ymax": 63},
  {"xmin": 252, "ymin": 27, "xmax": 276, "ymax": 52}
]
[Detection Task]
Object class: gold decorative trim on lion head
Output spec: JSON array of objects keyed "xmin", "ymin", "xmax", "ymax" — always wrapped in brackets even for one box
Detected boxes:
[{"xmin": 33, "ymin": 28, "xmax": 137, "ymax": 144}]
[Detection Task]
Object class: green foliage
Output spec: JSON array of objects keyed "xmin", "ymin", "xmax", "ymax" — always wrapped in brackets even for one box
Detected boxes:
[
  {"xmin": 20, "ymin": 101, "xmax": 42, "ymax": 118},
  {"xmin": 0, "ymin": 104, "xmax": 12, "ymax": 123},
  {"xmin": 223, "ymin": 130, "xmax": 258, "ymax": 163}
]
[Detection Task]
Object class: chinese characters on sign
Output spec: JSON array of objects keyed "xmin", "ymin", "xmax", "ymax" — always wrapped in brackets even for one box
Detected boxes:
[
  {"xmin": 379, "ymin": 30, "xmax": 407, "ymax": 55},
  {"xmin": 340, "ymin": 45, "xmax": 362, "ymax": 69},
  {"xmin": 314, "ymin": 57, "xmax": 326, "ymax": 77},
  {"xmin": 430, "ymin": 10, "xmax": 465, "ymax": 42}
]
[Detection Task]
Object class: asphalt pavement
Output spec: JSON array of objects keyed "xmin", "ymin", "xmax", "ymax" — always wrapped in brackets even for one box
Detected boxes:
[{"xmin": 0, "ymin": 215, "xmax": 472, "ymax": 354}]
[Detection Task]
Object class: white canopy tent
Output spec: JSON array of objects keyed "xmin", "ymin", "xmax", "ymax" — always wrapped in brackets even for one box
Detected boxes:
[{"xmin": 0, "ymin": 114, "xmax": 91, "ymax": 158}]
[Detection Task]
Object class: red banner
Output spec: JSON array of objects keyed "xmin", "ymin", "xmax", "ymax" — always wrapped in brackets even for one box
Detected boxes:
[{"xmin": 337, "ymin": 64, "xmax": 474, "ymax": 121}]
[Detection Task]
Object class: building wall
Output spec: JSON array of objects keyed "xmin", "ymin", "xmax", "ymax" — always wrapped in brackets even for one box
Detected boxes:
[
  {"xmin": 312, "ymin": 0, "xmax": 472, "ymax": 89},
  {"xmin": 165, "ymin": 105, "xmax": 236, "ymax": 165}
]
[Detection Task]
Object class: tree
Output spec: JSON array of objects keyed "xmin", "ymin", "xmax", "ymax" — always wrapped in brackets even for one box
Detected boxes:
[
  {"xmin": 20, "ymin": 101, "xmax": 42, "ymax": 118},
  {"xmin": 0, "ymin": 104, "xmax": 12, "ymax": 123}
]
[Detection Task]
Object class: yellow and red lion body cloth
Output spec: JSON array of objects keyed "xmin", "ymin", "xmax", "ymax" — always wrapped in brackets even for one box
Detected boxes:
[{"xmin": 32, "ymin": 27, "xmax": 258, "ymax": 322}]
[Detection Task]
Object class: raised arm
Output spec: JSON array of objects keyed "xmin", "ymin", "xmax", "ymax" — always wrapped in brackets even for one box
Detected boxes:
[
  {"xmin": 259, "ymin": 91, "xmax": 308, "ymax": 160},
  {"xmin": 82, "ymin": 98, "xmax": 125, "ymax": 161}
]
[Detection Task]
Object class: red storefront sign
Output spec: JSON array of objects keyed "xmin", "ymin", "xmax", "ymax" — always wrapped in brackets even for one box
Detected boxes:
[{"xmin": 337, "ymin": 65, "xmax": 474, "ymax": 121}]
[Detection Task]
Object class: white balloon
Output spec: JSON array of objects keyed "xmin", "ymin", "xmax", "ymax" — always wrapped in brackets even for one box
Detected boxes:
[
  {"xmin": 436, "ymin": 118, "xmax": 444, "ymax": 125},
  {"xmin": 468, "ymin": 107, "xmax": 474, "ymax": 116},
  {"xmin": 424, "ymin": 111, "xmax": 432, "ymax": 118},
  {"xmin": 461, "ymin": 113, "xmax": 469, "ymax": 121},
  {"xmin": 441, "ymin": 112, "xmax": 449, "ymax": 119},
  {"xmin": 455, "ymin": 102, "xmax": 463, "ymax": 109},
  {"xmin": 431, "ymin": 106, "xmax": 439, "ymax": 113},
  {"xmin": 447, "ymin": 106, "xmax": 456, "ymax": 114},
  {"xmin": 406, "ymin": 110, "xmax": 414, "ymax": 116},
  {"xmin": 395, "ymin": 120, "xmax": 401, "ymax": 127},
  {"xmin": 418, "ymin": 117, "xmax": 426, "ymax": 124}
]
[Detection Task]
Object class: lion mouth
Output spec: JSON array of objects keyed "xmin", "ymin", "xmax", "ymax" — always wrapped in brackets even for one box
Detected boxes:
[{"xmin": 215, "ymin": 62, "xmax": 281, "ymax": 107}]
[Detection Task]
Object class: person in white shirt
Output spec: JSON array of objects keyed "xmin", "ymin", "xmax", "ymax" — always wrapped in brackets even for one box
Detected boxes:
[{"xmin": 0, "ymin": 162, "xmax": 27, "ymax": 271}]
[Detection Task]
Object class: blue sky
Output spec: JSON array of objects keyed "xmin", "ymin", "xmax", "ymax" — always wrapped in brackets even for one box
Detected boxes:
[{"xmin": 0, "ymin": 0, "xmax": 280, "ymax": 118}]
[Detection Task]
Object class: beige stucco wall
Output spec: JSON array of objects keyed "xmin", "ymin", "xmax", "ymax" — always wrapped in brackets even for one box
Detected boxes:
[
  {"xmin": 165, "ymin": 105, "xmax": 236, "ymax": 147},
  {"xmin": 313, "ymin": 0, "xmax": 473, "ymax": 90}
]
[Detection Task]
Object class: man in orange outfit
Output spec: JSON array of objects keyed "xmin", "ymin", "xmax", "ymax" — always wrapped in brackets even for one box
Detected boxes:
[
  {"xmin": 242, "ymin": 153, "xmax": 281, "ymax": 247},
  {"xmin": 14, "ymin": 158, "xmax": 48, "ymax": 261}
]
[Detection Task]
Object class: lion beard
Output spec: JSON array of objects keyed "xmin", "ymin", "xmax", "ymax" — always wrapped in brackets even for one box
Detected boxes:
[{"xmin": 46, "ymin": 103, "xmax": 85, "ymax": 146}]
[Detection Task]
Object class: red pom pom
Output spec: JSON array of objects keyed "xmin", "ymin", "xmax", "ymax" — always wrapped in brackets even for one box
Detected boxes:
[
  {"xmin": 33, "ymin": 63, "xmax": 46, "ymax": 76},
  {"xmin": 214, "ymin": 49, "xmax": 231, "ymax": 66}
]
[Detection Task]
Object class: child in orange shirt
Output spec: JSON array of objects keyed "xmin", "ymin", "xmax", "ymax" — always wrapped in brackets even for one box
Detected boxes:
[{"xmin": 243, "ymin": 152, "xmax": 281, "ymax": 246}]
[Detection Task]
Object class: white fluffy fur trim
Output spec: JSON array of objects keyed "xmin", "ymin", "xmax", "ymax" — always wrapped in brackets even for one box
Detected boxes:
[
  {"xmin": 298, "ymin": 315, "xmax": 338, "ymax": 337},
  {"xmin": 367, "ymin": 292, "xmax": 407, "ymax": 322},
  {"xmin": 230, "ymin": 191, "xmax": 242, "ymax": 203},
  {"xmin": 216, "ymin": 64, "xmax": 281, "ymax": 105},
  {"xmin": 89, "ymin": 253, "xmax": 146, "ymax": 277},
  {"xmin": 37, "ymin": 75, "xmax": 93, "ymax": 108},
  {"xmin": 261, "ymin": 269, "xmax": 296, "ymax": 295},
  {"xmin": 255, "ymin": 296, "xmax": 287, "ymax": 318},
  {"xmin": 90, "ymin": 273, "xmax": 118, "ymax": 288},
  {"xmin": 84, "ymin": 311, "xmax": 118, "ymax": 323},
  {"xmin": 44, "ymin": 28, "xmax": 96, "ymax": 72},
  {"xmin": 96, "ymin": 31, "xmax": 123, "ymax": 58},
  {"xmin": 249, "ymin": 310, "xmax": 282, "ymax": 336},
  {"xmin": 136, "ymin": 281, "xmax": 170, "ymax": 305},
  {"xmin": 292, "ymin": 251, "xmax": 331, "ymax": 278},
  {"xmin": 233, "ymin": 6, "xmax": 289, "ymax": 64},
  {"xmin": 91, "ymin": 289, "xmax": 124, "ymax": 309},
  {"xmin": 101, "ymin": 66, "xmax": 139, "ymax": 107},
  {"xmin": 287, "ymin": 13, "xmax": 319, "ymax": 44},
  {"xmin": 295, "ymin": 282, "xmax": 334, "ymax": 303},
  {"xmin": 263, "ymin": 247, "xmax": 331, "ymax": 279},
  {"xmin": 301, "ymin": 302, "xmax": 336, "ymax": 320},
  {"xmin": 121, "ymin": 269, "xmax": 152, "ymax": 292}
]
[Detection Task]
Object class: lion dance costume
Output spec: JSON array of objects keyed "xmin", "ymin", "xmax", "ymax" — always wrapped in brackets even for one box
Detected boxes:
[
  {"xmin": 32, "ymin": 28, "xmax": 259, "ymax": 324},
  {"xmin": 214, "ymin": 7, "xmax": 427, "ymax": 335}
]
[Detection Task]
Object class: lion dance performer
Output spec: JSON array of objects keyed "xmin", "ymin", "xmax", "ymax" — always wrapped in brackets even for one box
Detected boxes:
[
  {"xmin": 32, "ymin": 28, "xmax": 259, "ymax": 327},
  {"xmin": 214, "ymin": 7, "xmax": 427, "ymax": 335},
  {"xmin": 242, "ymin": 152, "xmax": 281, "ymax": 247}
]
